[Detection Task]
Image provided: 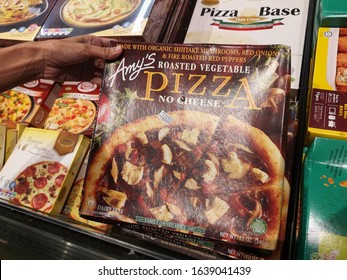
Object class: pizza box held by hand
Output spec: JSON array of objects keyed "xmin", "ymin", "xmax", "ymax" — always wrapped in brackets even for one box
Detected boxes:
[
  {"xmin": 0, "ymin": 127, "xmax": 90, "ymax": 214},
  {"xmin": 80, "ymin": 42, "xmax": 291, "ymax": 251},
  {"xmin": 44, "ymin": 81, "xmax": 99, "ymax": 136}
]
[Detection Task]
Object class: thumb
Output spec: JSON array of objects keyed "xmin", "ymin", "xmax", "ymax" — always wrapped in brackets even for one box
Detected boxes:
[{"xmin": 86, "ymin": 44, "xmax": 123, "ymax": 60}]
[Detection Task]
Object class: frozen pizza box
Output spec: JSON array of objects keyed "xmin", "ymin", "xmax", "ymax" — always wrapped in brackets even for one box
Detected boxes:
[
  {"xmin": 80, "ymin": 42, "xmax": 291, "ymax": 251},
  {"xmin": 44, "ymin": 81, "xmax": 100, "ymax": 136},
  {"xmin": 184, "ymin": 0, "xmax": 310, "ymax": 92},
  {"xmin": 62, "ymin": 151, "xmax": 112, "ymax": 232},
  {"xmin": 0, "ymin": 79, "xmax": 61, "ymax": 128},
  {"xmin": 0, "ymin": 127, "xmax": 90, "ymax": 214},
  {"xmin": 296, "ymin": 137, "xmax": 347, "ymax": 260},
  {"xmin": 0, "ymin": 0, "xmax": 57, "ymax": 44},
  {"xmin": 36, "ymin": 0, "xmax": 175, "ymax": 42},
  {"xmin": 307, "ymin": 27, "xmax": 347, "ymax": 143}
]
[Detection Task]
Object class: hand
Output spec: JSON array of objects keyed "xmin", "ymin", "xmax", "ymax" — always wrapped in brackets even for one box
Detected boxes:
[{"xmin": 41, "ymin": 35, "xmax": 123, "ymax": 85}]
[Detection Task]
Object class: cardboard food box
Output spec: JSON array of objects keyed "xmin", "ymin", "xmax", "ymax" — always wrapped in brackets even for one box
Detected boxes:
[
  {"xmin": 297, "ymin": 137, "xmax": 347, "ymax": 260},
  {"xmin": 44, "ymin": 81, "xmax": 100, "ymax": 136},
  {"xmin": 0, "ymin": 0, "xmax": 57, "ymax": 44},
  {"xmin": 307, "ymin": 27, "xmax": 347, "ymax": 143},
  {"xmin": 184, "ymin": 0, "xmax": 310, "ymax": 92},
  {"xmin": 80, "ymin": 42, "xmax": 291, "ymax": 251},
  {"xmin": 36, "ymin": 0, "xmax": 175, "ymax": 42},
  {"xmin": 62, "ymin": 151, "xmax": 112, "ymax": 231},
  {"xmin": 0, "ymin": 127, "xmax": 90, "ymax": 214},
  {"xmin": 316, "ymin": 0, "xmax": 347, "ymax": 27},
  {"xmin": 0, "ymin": 79, "xmax": 61, "ymax": 128}
]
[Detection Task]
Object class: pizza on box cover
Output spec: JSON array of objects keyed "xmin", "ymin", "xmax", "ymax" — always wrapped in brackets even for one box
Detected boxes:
[
  {"xmin": 61, "ymin": 0, "xmax": 141, "ymax": 28},
  {"xmin": 83, "ymin": 110, "xmax": 284, "ymax": 249}
]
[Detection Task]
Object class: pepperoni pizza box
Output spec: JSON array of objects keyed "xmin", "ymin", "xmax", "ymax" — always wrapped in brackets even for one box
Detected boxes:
[
  {"xmin": 0, "ymin": 0, "xmax": 57, "ymax": 44},
  {"xmin": 0, "ymin": 127, "xmax": 90, "ymax": 214},
  {"xmin": 306, "ymin": 27, "xmax": 347, "ymax": 143},
  {"xmin": 0, "ymin": 79, "xmax": 61, "ymax": 128},
  {"xmin": 35, "ymin": 0, "xmax": 175, "ymax": 42},
  {"xmin": 43, "ymin": 81, "xmax": 100, "ymax": 136},
  {"xmin": 80, "ymin": 42, "xmax": 291, "ymax": 251},
  {"xmin": 297, "ymin": 137, "xmax": 347, "ymax": 260}
]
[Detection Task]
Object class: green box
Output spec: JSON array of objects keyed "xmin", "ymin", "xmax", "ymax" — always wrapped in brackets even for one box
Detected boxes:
[
  {"xmin": 319, "ymin": 0, "xmax": 347, "ymax": 27},
  {"xmin": 297, "ymin": 137, "xmax": 347, "ymax": 259}
]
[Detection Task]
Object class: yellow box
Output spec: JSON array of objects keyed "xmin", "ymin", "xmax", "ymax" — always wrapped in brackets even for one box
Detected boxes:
[
  {"xmin": 307, "ymin": 27, "xmax": 347, "ymax": 143},
  {"xmin": 0, "ymin": 128, "xmax": 90, "ymax": 214}
]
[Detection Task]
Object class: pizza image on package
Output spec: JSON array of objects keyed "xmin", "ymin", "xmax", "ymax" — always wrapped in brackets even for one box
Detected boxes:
[
  {"xmin": 80, "ymin": 42, "xmax": 291, "ymax": 251},
  {"xmin": 12, "ymin": 161, "xmax": 68, "ymax": 212},
  {"xmin": 44, "ymin": 82, "xmax": 99, "ymax": 135},
  {"xmin": 44, "ymin": 98, "xmax": 96, "ymax": 134},
  {"xmin": 0, "ymin": 89, "xmax": 32, "ymax": 122},
  {"xmin": 61, "ymin": 0, "xmax": 142, "ymax": 28},
  {"xmin": 0, "ymin": 0, "xmax": 45, "ymax": 25}
]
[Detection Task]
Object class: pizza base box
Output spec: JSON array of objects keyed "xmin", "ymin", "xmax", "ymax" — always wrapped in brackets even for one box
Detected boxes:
[
  {"xmin": 184, "ymin": 0, "xmax": 310, "ymax": 92},
  {"xmin": 0, "ymin": 127, "xmax": 90, "ymax": 214},
  {"xmin": 80, "ymin": 42, "xmax": 291, "ymax": 251},
  {"xmin": 44, "ymin": 81, "xmax": 100, "ymax": 136},
  {"xmin": 296, "ymin": 137, "xmax": 347, "ymax": 260},
  {"xmin": 306, "ymin": 27, "xmax": 347, "ymax": 143},
  {"xmin": 0, "ymin": 79, "xmax": 61, "ymax": 128},
  {"xmin": 35, "ymin": 0, "xmax": 175, "ymax": 42},
  {"xmin": 0, "ymin": 0, "xmax": 57, "ymax": 45},
  {"xmin": 62, "ymin": 151, "xmax": 112, "ymax": 232}
]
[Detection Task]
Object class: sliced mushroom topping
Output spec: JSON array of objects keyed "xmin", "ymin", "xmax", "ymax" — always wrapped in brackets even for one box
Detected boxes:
[
  {"xmin": 136, "ymin": 131, "xmax": 148, "ymax": 144},
  {"xmin": 125, "ymin": 141, "xmax": 135, "ymax": 161},
  {"xmin": 102, "ymin": 190, "xmax": 127, "ymax": 209},
  {"xmin": 121, "ymin": 161, "xmax": 144, "ymax": 185},
  {"xmin": 180, "ymin": 128, "xmax": 200, "ymax": 145},
  {"xmin": 161, "ymin": 144, "xmax": 173, "ymax": 164},
  {"xmin": 110, "ymin": 157, "xmax": 119, "ymax": 184},
  {"xmin": 207, "ymin": 153, "xmax": 220, "ymax": 168},
  {"xmin": 205, "ymin": 196, "xmax": 230, "ymax": 225},
  {"xmin": 158, "ymin": 127, "xmax": 170, "ymax": 141},
  {"xmin": 166, "ymin": 202, "xmax": 182, "ymax": 217},
  {"xmin": 190, "ymin": 197, "xmax": 199, "ymax": 208},
  {"xmin": 202, "ymin": 159, "xmax": 218, "ymax": 182},
  {"xmin": 145, "ymin": 181, "xmax": 154, "ymax": 199},
  {"xmin": 153, "ymin": 165, "xmax": 165, "ymax": 189},
  {"xmin": 149, "ymin": 205, "xmax": 173, "ymax": 221},
  {"xmin": 173, "ymin": 170, "xmax": 183, "ymax": 180},
  {"xmin": 174, "ymin": 139, "xmax": 192, "ymax": 151},
  {"xmin": 222, "ymin": 151, "xmax": 250, "ymax": 179},
  {"xmin": 251, "ymin": 168, "xmax": 269, "ymax": 184},
  {"xmin": 247, "ymin": 200, "xmax": 263, "ymax": 226},
  {"xmin": 184, "ymin": 178, "xmax": 202, "ymax": 190}
]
